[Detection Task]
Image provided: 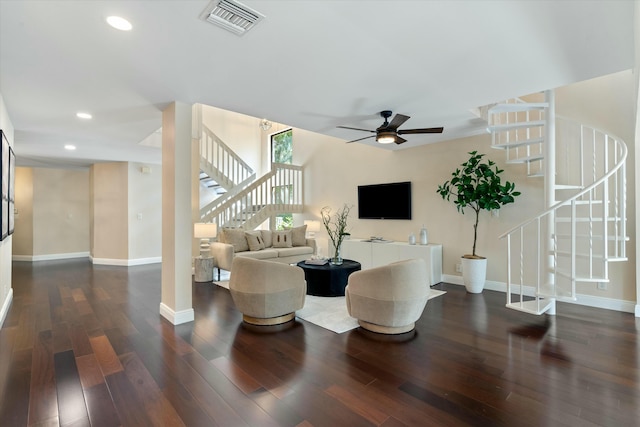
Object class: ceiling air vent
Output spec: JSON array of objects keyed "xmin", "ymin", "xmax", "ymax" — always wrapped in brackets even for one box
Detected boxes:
[{"xmin": 200, "ymin": 0, "xmax": 265, "ymax": 36}]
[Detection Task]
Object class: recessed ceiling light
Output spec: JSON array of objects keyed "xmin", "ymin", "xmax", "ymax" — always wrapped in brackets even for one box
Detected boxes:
[
  {"xmin": 64, "ymin": 144, "xmax": 77, "ymax": 151},
  {"xmin": 106, "ymin": 16, "xmax": 132, "ymax": 31},
  {"xmin": 76, "ymin": 112, "xmax": 92, "ymax": 119}
]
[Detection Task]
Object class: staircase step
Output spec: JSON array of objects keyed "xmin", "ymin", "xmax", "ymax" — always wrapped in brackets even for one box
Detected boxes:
[
  {"xmin": 553, "ymin": 268, "xmax": 608, "ymax": 283},
  {"xmin": 553, "ymin": 233, "xmax": 629, "ymax": 241},
  {"xmin": 492, "ymin": 137, "xmax": 544, "ymax": 149},
  {"xmin": 550, "ymin": 250, "xmax": 625, "ymax": 263},
  {"xmin": 506, "ymin": 299, "xmax": 554, "ymax": 315},
  {"xmin": 489, "ymin": 102, "xmax": 549, "ymax": 113},
  {"xmin": 506, "ymin": 155, "xmax": 544, "ymax": 164},
  {"xmin": 554, "ymin": 184, "xmax": 583, "ymax": 191},
  {"xmin": 488, "ymin": 120, "xmax": 545, "ymax": 132}
]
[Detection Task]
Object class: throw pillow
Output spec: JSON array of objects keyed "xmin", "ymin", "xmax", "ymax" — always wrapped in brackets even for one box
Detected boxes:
[
  {"xmin": 261, "ymin": 229, "xmax": 273, "ymax": 248},
  {"xmin": 272, "ymin": 230, "xmax": 293, "ymax": 248},
  {"xmin": 245, "ymin": 230, "xmax": 265, "ymax": 251},
  {"xmin": 224, "ymin": 228, "xmax": 249, "ymax": 252},
  {"xmin": 288, "ymin": 224, "xmax": 307, "ymax": 246},
  {"xmin": 217, "ymin": 228, "xmax": 227, "ymax": 244}
]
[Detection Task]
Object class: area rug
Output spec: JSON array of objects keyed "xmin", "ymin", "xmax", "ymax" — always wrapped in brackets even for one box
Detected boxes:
[{"xmin": 215, "ymin": 280, "xmax": 446, "ymax": 334}]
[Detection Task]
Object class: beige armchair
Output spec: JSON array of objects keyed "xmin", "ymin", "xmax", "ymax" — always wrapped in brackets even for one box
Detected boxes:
[
  {"xmin": 229, "ymin": 257, "xmax": 307, "ymax": 326},
  {"xmin": 345, "ymin": 259, "xmax": 429, "ymax": 334}
]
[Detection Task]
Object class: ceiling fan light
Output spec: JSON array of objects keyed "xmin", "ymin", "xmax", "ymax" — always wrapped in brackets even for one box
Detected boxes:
[{"xmin": 377, "ymin": 131, "xmax": 396, "ymax": 144}]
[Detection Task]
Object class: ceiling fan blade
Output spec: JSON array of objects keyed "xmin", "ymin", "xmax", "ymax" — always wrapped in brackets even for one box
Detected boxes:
[
  {"xmin": 346, "ymin": 135, "xmax": 376, "ymax": 143},
  {"xmin": 337, "ymin": 126, "xmax": 376, "ymax": 133},
  {"xmin": 394, "ymin": 136, "xmax": 407, "ymax": 145},
  {"xmin": 387, "ymin": 114, "xmax": 410, "ymax": 130},
  {"xmin": 398, "ymin": 127, "xmax": 444, "ymax": 135}
]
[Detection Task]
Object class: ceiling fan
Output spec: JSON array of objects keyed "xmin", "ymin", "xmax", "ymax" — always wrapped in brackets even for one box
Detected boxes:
[{"xmin": 338, "ymin": 110, "xmax": 443, "ymax": 145}]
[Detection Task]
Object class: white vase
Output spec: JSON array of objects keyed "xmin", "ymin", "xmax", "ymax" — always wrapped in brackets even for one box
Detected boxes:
[{"xmin": 461, "ymin": 257, "xmax": 487, "ymax": 293}]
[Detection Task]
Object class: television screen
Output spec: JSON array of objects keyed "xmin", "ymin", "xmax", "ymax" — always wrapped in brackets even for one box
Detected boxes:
[{"xmin": 358, "ymin": 181, "xmax": 412, "ymax": 220}]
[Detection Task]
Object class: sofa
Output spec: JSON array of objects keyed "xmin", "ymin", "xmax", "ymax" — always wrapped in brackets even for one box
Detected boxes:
[{"xmin": 209, "ymin": 225, "xmax": 317, "ymax": 274}]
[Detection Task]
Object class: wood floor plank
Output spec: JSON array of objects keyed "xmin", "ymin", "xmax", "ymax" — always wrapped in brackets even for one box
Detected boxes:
[
  {"xmin": 53, "ymin": 350, "xmax": 89, "ymax": 427},
  {"xmin": 0, "ymin": 348, "xmax": 32, "ymax": 426},
  {"xmin": 119, "ymin": 352, "xmax": 186, "ymax": 427},
  {"xmin": 104, "ymin": 371, "xmax": 154, "ymax": 426},
  {"xmin": 88, "ymin": 335, "xmax": 123, "ymax": 376},
  {"xmin": 28, "ymin": 331, "xmax": 58, "ymax": 426},
  {"xmin": 75, "ymin": 354, "xmax": 105, "ymax": 390},
  {"xmin": 83, "ymin": 383, "xmax": 121, "ymax": 427}
]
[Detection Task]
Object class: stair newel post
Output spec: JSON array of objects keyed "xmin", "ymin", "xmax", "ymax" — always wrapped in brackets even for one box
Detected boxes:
[{"xmin": 544, "ymin": 89, "xmax": 557, "ymax": 315}]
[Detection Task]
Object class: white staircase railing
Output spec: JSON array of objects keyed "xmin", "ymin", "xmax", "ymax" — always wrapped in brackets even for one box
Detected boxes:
[
  {"xmin": 200, "ymin": 162, "xmax": 304, "ymax": 229},
  {"xmin": 200, "ymin": 125, "xmax": 255, "ymax": 194},
  {"xmin": 489, "ymin": 100, "xmax": 627, "ymax": 315}
]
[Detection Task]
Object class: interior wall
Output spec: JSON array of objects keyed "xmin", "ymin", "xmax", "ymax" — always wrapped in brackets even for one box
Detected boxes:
[
  {"xmin": 91, "ymin": 162, "xmax": 128, "ymax": 261},
  {"xmin": 0, "ymin": 93, "xmax": 14, "ymax": 325},
  {"xmin": 127, "ymin": 162, "xmax": 162, "ymax": 261},
  {"xmin": 13, "ymin": 167, "xmax": 33, "ymax": 256},
  {"xmin": 32, "ymin": 168, "xmax": 90, "ymax": 256}
]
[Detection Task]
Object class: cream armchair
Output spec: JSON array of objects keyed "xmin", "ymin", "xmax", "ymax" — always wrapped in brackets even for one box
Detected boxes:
[
  {"xmin": 229, "ymin": 257, "xmax": 307, "ymax": 326},
  {"xmin": 345, "ymin": 259, "xmax": 429, "ymax": 334}
]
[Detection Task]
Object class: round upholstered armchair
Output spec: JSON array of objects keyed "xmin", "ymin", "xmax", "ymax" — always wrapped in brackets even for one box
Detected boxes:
[
  {"xmin": 345, "ymin": 259, "xmax": 429, "ymax": 334},
  {"xmin": 229, "ymin": 257, "xmax": 307, "ymax": 325}
]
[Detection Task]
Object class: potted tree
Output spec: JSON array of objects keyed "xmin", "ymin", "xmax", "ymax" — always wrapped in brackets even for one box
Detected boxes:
[{"xmin": 437, "ymin": 151, "xmax": 520, "ymax": 293}]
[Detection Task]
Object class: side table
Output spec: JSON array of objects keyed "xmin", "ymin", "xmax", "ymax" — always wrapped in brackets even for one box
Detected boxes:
[{"xmin": 194, "ymin": 256, "xmax": 216, "ymax": 282}]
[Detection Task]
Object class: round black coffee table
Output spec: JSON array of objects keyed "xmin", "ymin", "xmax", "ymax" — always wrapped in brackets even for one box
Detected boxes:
[{"xmin": 296, "ymin": 259, "xmax": 361, "ymax": 297}]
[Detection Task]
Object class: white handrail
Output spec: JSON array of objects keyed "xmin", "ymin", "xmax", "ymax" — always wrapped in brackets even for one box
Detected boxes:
[
  {"xmin": 200, "ymin": 125, "xmax": 254, "ymax": 190},
  {"xmin": 499, "ymin": 116, "xmax": 626, "ymax": 312},
  {"xmin": 201, "ymin": 163, "xmax": 304, "ymax": 228}
]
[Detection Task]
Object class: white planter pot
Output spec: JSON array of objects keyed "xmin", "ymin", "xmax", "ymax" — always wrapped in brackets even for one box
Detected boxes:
[{"xmin": 461, "ymin": 257, "xmax": 487, "ymax": 293}]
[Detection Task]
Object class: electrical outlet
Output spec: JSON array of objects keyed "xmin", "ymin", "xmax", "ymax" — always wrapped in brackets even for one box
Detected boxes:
[
  {"xmin": 597, "ymin": 282, "xmax": 607, "ymax": 290},
  {"xmin": 455, "ymin": 263, "xmax": 462, "ymax": 273}
]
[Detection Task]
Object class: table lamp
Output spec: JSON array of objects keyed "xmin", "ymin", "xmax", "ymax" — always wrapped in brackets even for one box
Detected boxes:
[
  {"xmin": 303, "ymin": 220, "xmax": 320, "ymax": 238},
  {"xmin": 194, "ymin": 222, "xmax": 217, "ymax": 257}
]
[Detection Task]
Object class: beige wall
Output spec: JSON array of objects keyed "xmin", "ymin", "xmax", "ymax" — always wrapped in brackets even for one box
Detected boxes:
[
  {"xmin": 91, "ymin": 162, "xmax": 128, "ymax": 260},
  {"xmin": 0, "ymin": 93, "xmax": 14, "ymax": 324},
  {"xmin": 128, "ymin": 162, "xmax": 162, "ymax": 260},
  {"xmin": 13, "ymin": 167, "xmax": 33, "ymax": 256},
  {"xmin": 31, "ymin": 168, "xmax": 90, "ymax": 256}
]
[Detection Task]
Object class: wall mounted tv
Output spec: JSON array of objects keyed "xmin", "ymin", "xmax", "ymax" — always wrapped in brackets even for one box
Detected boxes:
[{"xmin": 358, "ymin": 181, "xmax": 412, "ymax": 220}]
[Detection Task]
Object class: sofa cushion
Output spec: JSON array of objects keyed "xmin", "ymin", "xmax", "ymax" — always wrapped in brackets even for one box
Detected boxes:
[
  {"xmin": 272, "ymin": 230, "xmax": 292, "ymax": 248},
  {"xmin": 276, "ymin": 246, "xmax": 313, "ymax": 257},
  {"xmin": 261, "ymin": 230, "xmax": 273, "ymax": 248},
  {"xmin": 235, "ymin": 249, "xmax": 279, "ymax": 260},
  {"xmin": 224, "ymin": 228, "xmax": 249, "ymax": 252},
  {"xmin": 287, "ymin": 225, "xmax": 307, "ymax": 247},
  {"xmin": 245, "ymin": 230, "xmax": 265, "ymax": 251}
]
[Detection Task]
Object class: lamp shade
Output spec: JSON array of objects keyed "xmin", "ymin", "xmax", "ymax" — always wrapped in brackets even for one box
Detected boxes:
[
  {"xmin": 194, "ymin": 222, "xmax": 217, "ymax": 239},
  {"xmin": 303, "ymin": 220, "xmax": 320, "ymax": 232}
]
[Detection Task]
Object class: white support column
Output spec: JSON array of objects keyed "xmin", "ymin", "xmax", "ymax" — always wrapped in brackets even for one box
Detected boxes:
[
  {"xmin": 544, "ymin": 89, "xmax": 557, "ymax": 316},
  {"xmin": 160, "ymin": 102, "xmax": 194, "ymax": 325}
]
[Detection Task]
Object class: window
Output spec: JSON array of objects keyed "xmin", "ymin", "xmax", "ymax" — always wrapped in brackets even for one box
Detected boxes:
[{"xmin": 271, "ymin": 129, "xmax": 293, "ymax": 230}]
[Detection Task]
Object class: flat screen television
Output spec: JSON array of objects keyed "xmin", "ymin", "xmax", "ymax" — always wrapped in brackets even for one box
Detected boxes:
[{"xmin": 358, "ymin": 181, "xmax": 412, "ymax": 220}]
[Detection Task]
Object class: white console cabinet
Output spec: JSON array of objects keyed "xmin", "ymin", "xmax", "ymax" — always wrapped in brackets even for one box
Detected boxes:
[{"xmin": 341, "ymin": 239, "xmax": 442, "ymax": 285}]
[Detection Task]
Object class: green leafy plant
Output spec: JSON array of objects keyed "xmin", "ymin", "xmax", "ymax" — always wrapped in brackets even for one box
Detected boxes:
[
  {"xmin": 320, "ymin": 204, "xmax": 352, "ymax": 261},
  {"xmin": 437, "ymin": 151, "xmax": 521, "ymax": 258}
]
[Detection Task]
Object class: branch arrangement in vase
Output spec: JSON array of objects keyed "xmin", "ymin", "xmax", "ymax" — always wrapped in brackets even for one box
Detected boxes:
[{"xmin": 320, "ymin": 204, "xmax": 352, "ymax": 264}]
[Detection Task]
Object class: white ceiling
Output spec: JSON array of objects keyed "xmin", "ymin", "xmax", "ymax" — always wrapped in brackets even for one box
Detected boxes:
[{"xmin": 0, "ymin": 0, "xmax": 634, "ymax": 168}]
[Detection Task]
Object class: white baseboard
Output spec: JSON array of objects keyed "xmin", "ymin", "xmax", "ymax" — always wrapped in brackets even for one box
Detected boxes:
[
  {"xmin": 442, "ymin": 274, "xmax": 635, "ymax": 314},
  {"xmin": 159, "ymin": 302, "xmax": 194, "ymax": 325},
  {"xmin": 0, "ymin": 288, "xmax": 13, "ymax": 327},
  {"xmin": 13, "ymin": 252, "xmax": 89, "ymax": 262},
  {"xmin": 91, "ymin": 256, "xmax": 161, "ymax": 266}
]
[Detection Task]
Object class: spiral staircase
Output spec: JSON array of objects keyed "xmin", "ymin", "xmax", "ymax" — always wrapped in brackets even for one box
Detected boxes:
[{"xmin": 488, "ymin": 91, "xmax": 628, "ymax": 315}]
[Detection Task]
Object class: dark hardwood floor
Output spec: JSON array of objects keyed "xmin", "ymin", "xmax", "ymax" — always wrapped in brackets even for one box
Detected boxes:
[{"xmin": 1, "ymin": 259, "xmax": 639, "ymax": 426}]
